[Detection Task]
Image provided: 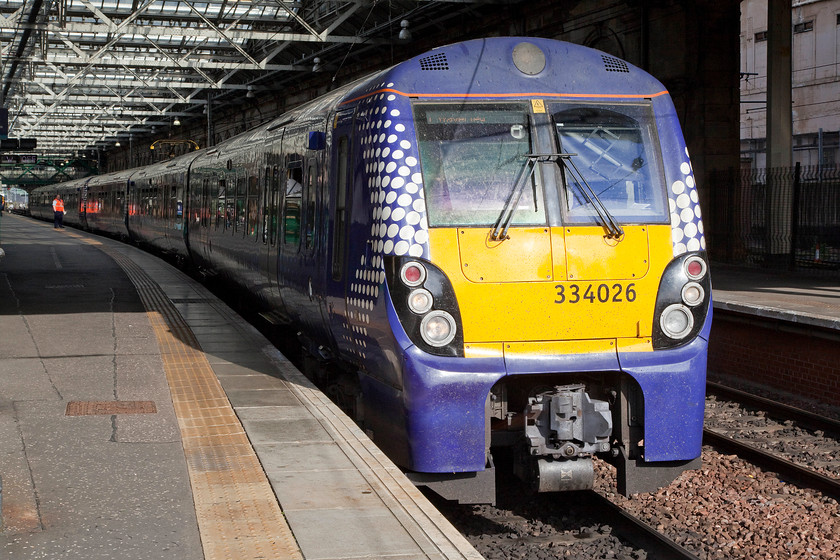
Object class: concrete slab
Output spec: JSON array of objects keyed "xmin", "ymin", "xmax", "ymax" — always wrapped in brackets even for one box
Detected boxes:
[
  {"xmin": 211, "ymin": 361, "xmax": 280, "ymax": 377},
  {"xmin": 285, "ymin": 508, "xmax": 432, "ymax": 560},
  {"xmin": 268, "ymin": 467, "xmax": 382, "ymax": 510},
  {"xmin": 254, "ymin": 441, "xmax": 352, "ymax": 472},
  {"xmin": 0, "ymin": 358, "xmax": 60, "ymax": 401},
  {"xmin": 43, "ymin": 356, "xmax": 119, "ymax": 402},
  {"xmin": 0, "ymin": 316, "xmax": 40, "ymax": 358},
  {"xmin": 215, "ymin": 374, "xmax": 289, "ymax": 391},
  {"xmin": 236, "ymin": 405, "xmax": 313, "ymax": 421},
  {"xmin": 239, "ymin": 417, "xmax": 333, "ymax": 444}
]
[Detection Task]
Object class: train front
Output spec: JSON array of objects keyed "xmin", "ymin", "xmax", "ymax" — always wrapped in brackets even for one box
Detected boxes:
[{"xmin": 350, "ymin": 38, "xmax": 710, "ymax": 502}]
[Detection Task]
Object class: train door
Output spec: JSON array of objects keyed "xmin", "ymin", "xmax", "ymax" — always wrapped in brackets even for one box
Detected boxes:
[
  {"xmin": 277, "ymin": 123, "xmax": 328, "ymax": 336},
  {"xmin": 126, "ymin": 178, "xmax": 139, "ymax": 238},
  {"xmin": 200, "ymin": 176, "xmax": 212, "ymax": 262},
  {"xmin": 323, "ymin": 108, "xmax": 356, "ymax": 353},
  {"xmin": 184, "ymin": 166, "xmax": 203, "ymax": 255},
  {"xmin": 78, "ymin": 178, "xmax": 91, "ymax": 229},
  {"xmin": 260, "ymin": 153, "xmax": 288, "ymax": 318},
  {"xmin": 301, "ymin": 148, "xmax": 329, "ymax": 336}
]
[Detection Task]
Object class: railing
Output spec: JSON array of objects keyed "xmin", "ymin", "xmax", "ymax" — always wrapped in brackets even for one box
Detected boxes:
[{"xmin": 709, "ymin": 164, "xmax": 840, "ymax": 272}]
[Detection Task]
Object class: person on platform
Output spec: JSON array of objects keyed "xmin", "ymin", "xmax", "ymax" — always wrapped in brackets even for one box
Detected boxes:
[{"xmin": 53, "ymin": 194, "xmax": 65, "ymax": 229}]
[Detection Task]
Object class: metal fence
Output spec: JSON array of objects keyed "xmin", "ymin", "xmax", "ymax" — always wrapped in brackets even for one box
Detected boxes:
[{"xmin": 709, "ymin": 164, "xmax": 840, "ymax": 273}]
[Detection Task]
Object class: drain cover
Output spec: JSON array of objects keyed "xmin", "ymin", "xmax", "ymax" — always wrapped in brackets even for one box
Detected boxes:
[{"xmin": 65, "ymin": 401, "xmax": 157, "ymax": 416}]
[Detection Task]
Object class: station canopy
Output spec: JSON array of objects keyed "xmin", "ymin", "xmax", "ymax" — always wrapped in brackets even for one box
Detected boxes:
[{"xmin": 0, "ymin": 0, "xmax": 498, "ymax": 159}]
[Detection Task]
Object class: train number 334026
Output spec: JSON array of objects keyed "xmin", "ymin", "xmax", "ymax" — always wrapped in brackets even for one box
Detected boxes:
[{"xmin": 554, "ymin": 283, "xmax": 637, "ymax": 304}]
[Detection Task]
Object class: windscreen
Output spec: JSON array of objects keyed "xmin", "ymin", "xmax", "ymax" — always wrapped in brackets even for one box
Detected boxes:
[
  {"xmin": 414, "ymin": 103, "xmax": 546, "ymax": 227},
  {"xmin": 552, "ymin": 102, "xmax": 668, "ymax": 224}
]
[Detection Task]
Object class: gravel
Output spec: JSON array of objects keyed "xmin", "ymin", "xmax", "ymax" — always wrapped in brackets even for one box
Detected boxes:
[{"xmin": 596, "ymin": 450, "xmax": 840, "ymax": 559}]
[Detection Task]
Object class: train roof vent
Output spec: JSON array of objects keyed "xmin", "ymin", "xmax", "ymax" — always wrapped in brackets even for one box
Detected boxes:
[
  {"xmin": 419, "ymin": 52, "xmax": 449, "ymax": 71},
  {"xmin": 602, "ymin": 54, "xmax": 629, "ymax": 73}
]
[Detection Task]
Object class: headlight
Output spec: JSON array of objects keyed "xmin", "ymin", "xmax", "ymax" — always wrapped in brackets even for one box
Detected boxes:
[
  {"xmin": 386, "ymin": 256, "xmax": 464, "ymax": 357},
  {"xmin": 681, "ymin": 282, "xmax": 705, "ymax": 307},
  {"xmin": 421, "ymin": 311, "xmax": 457, "ymax": 347},
  {"xmin": 408, "ymin": 288, "xmax": 433, "ymax": 314},
  {"xmin": 652, "ymin": 252, "xmax": 711, "ymax": 349},
  {"xmin": 660, "ymin": 304, "xmax": 694, "ymax": 339}
]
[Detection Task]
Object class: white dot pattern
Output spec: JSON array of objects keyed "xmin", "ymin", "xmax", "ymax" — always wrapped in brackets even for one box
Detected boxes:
[
  {"xmin": 342, "ymin": 82, "xmax": 430, "ymax": 357},
  {"xmin": 669, "ymin": 148, "xmax": 706, "ymax": 256}
]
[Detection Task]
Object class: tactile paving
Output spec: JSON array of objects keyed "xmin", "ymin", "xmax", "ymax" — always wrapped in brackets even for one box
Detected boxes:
[{"xmin": 101, "ymin": 246, "xmax": 303, "ymax": 560}]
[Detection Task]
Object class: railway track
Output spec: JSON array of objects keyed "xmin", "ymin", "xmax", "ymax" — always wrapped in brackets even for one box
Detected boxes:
[
  {"xmin": 706, "ymin": 381, "xmax": 840, "ymax": 434},
  {"xmin": 586, "ymin": 492, "xmax": 701, "ymax": 560},
  {"xmin": 704, "ymin": 381, "xmax": 840, "ymax": 500},
  {"xmin": 430, "ymin": 464, "xmax": 703, "ymax": 560}
]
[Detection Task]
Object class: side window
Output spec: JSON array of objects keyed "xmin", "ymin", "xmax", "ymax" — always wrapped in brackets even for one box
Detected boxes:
[
  {"xmin": 236, "ymin": 176, "xmax": 246, "ymax": 234},
  {"xmin": 332, "ymin": 136, "xmax": 350, "ymax": 280},
  {"xmin": 264, "ymin": 166, "xmax": 279, "ymax": 245},
  {"xmin": 247, "ymin": 175, "xmax": 259, "ymax": 238},
  {"xmin": 214, "ymin": 179, "xmax": 225, "ymax": 230},
  {"xmin": 203, "ymin": 175, "xmax": 213, "ymax": 227},
  {"xmin": 175, "ymin": 182, "xmax": 184, "ymax": 230},
  {"xmin": 283, "ymin": 160, "xmax": 303, "ymax": 246},
  {"xmin": 161, "ymin": 184, "xmax": 168, "ymax": 221},
  {"xmin": 304, "ymin": 160, "xmax": 317, "ymax": 250},
  {"xmin": 224, "ymin": 178, "xmax": 235, "ymax": 231}
]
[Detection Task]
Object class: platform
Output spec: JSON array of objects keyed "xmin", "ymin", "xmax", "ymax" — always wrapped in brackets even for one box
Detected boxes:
[
  {"xmin": 0, "ymin": 213, "xmax": 481, "ymax": 560},
  {"xmin": 711, "ymin": 263, "xmax": 840, "ymax": 331},
  {"xmin": 709, "ymin": 262, "xmax": 840, "ymax": 409}
]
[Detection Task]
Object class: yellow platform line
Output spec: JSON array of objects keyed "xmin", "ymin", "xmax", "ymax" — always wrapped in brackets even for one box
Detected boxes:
[{"xmin": 99, "ymin": 245, "xmax": 303, "ymax": 560}]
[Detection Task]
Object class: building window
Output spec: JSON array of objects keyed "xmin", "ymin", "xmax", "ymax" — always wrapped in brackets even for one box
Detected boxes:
[
  {"xmin": 794, "ymin": 20, "xmax": 814, "ymax": 33},
  {"xmin": 754, "ymin": 31, "xmax": 767, "ymax": 42}
]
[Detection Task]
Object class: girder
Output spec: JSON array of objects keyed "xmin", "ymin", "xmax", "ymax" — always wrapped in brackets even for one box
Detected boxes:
[{"xmin": 0, "ymin": 0, "xmax": 501, "ymax": 158}]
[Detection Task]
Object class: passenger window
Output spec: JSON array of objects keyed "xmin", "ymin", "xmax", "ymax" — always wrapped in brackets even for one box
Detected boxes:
[
  {"xmin": 268, "ymin": 166, "xmax": 280, "ymax": 245},
  {"xmin": 283, "ymin": 163, "xmax": 303, "ymax": 246},
  {"xmin": 214, "ymin": 179, "xmax": 225, "ymax": 229},
  {"xmin": 247, "ymin": 175, "xmax": 259, "ymax": 238},
  {"xmin": 223, "ymin": 179, "xmax": 234, "ymax": 230},
  {"xmin": 236, "ymin": 177, "xmax": 246, "ymax": 234},
  {"xmin": 202, "ymin": 178, "xmax": 211, "ymax": 227}
]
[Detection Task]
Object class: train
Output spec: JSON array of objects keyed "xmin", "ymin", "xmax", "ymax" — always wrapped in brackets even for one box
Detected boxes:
[{"xmin": 30, "ymin": 37, "xmax": 711, "ymax": 503}]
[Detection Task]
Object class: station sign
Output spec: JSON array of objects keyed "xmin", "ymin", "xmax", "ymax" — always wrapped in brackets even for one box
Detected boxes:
[
  {"xmin": 0, "ymin": 154, "xmax": 37, "ymax": 164},
  {"xmin": 0, "ymin": 138, "xmax": 37, "ymax": 151}
]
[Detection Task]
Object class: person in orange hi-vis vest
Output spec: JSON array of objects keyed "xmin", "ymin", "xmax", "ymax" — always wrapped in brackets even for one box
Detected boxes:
[{"xmin": 52, "ymin": 194, "xmax": 65, "ymax": 229}]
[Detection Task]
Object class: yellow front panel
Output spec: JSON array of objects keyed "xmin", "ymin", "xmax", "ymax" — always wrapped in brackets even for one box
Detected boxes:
[
  {"xmin": 565, "ymin": 226, "xmax": 650, "ymax": 281},
  {"xmin": 457, "ymin": 227, "xmax": 553, "ymax": 282},
  {"xmin": 427, "ymin": 225, "xmax": 674, "ymax": 346}
]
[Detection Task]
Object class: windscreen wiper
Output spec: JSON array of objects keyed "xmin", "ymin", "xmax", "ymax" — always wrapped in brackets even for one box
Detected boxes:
[
  {"xmin": 490, "ymin": 153, "xmax": 545, "ymax": 241},
  {"xmin": 556, "ymin": 153, "xmax": 624, "ymax": 240},
  {"xmin": 491, "ymin": 153, "xmax": 625, "ymax": 241}
]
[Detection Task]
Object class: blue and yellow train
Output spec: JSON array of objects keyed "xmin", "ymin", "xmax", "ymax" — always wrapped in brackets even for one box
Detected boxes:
[{"xmin": 31, "ymin": 37, "xmax": 711, "ymax": 502}]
